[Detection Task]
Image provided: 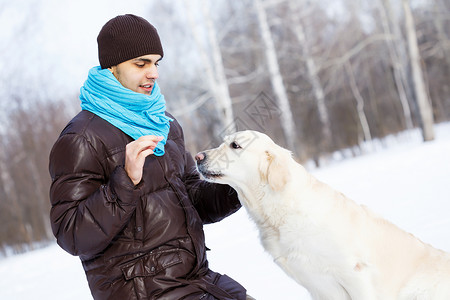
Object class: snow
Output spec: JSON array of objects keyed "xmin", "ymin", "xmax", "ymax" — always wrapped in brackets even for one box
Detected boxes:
[{"xmin": 1, "ymin": 123, "xmax": 449, "ymax": 300}]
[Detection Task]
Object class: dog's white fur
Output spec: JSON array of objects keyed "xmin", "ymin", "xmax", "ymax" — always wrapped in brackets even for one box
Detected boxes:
[{"xmin": 197, "ymin": 130, "xmax": 450, "ymax": 300}]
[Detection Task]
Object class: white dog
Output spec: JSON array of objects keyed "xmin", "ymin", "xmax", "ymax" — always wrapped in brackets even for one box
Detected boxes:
[{"xmin": 195, "ymin": 130, "xmax": 450, "ymax": 300}]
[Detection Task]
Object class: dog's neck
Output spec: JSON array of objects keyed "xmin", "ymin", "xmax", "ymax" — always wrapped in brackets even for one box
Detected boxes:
[
  {"xmin": 234, "ymin": 182, "xmax": 265, "ymax": 209},
  {"xmin": 234, "ymin": 182, "xmax": 288, "ymax": 228}
]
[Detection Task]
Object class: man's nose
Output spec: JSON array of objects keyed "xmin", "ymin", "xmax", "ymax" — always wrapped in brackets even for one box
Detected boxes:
[{"xmin": 146, "ymin": 65, "xmax": 159, "ymax": 79}]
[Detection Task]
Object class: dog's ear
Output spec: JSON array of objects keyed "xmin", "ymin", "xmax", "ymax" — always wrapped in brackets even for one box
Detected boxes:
[{"xmin": 259, "ymin": 147, "xmax": 291, "ymax": 191}]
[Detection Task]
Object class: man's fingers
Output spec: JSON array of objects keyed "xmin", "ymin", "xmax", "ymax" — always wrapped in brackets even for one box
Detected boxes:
[
  {"xmin": 124, "ymin": 136, "xmax": 164, "ymax": 185},
  {"xmin": 140, "ymin": 148, "xmax": 154, "ymax": 158},
  {"xmin": 135, "ymin": 136, "xmax": 164, "ymax": 149},
  {"xmin": 136, "ymin": 135, "xmax": 164, "ymax": 144},
  {"xmin": 127, "ymin": 136, "xmax": 164, "ymax": 157}
]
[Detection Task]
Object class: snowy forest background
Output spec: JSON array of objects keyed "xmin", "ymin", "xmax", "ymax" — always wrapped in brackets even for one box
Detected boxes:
[{"xmin": 0, "ymin": 0, "xmax": 449, "ymax": 255}]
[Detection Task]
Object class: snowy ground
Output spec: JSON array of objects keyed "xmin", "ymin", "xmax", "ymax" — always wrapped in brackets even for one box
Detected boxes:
[{"xmin": 1, "ymin": 123, "xmax": 449, "ymax": 300}]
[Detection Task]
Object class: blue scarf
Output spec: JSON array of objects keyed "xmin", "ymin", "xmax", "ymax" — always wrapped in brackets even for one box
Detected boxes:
[{"xmin": 80, "ymin": 66, "xmax": 172, "ymax": 156}]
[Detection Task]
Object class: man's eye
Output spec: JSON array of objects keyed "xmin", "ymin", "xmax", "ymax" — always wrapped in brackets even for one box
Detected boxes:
[
  {"xmin": 136, "ymin": 64, "xmax": 145, "ymax": 68},
  {"xmin": 230, "ymin": 142, "xmax": 241, "ymax": 149}
]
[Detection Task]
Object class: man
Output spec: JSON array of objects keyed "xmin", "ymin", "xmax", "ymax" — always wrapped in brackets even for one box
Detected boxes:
[{"xmin": 49, "ymin": 14, "xmax": 251, "ymax": 300}]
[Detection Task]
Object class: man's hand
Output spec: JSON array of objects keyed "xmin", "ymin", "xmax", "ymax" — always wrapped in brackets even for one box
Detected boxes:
[{"xmin": 125, "ymin": 135, "xmax": 164, "ymax": 185}]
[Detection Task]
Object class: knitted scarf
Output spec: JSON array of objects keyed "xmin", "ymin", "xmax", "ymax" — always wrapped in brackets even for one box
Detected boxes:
[{"xmin": 80, "ymin": 66, "xmax": 172, "ymax": 156}]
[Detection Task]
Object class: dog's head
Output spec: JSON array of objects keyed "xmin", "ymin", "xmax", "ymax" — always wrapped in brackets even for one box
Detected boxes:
[{"xmin": 195, "ymin": 130, "xmax": 292, "ymax": 192}]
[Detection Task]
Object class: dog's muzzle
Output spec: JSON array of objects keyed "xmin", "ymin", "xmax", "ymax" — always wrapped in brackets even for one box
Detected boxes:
[
  {"xmin": 195, "ymin": 152, "xmax": 206, "ymax": 164},
  {"xmin": 195, "ymin": 152, "xmax": 223, "ymax": 179}
]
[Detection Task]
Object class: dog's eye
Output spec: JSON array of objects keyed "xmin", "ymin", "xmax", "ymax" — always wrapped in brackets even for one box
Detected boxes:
[{"xmin": 230, "ymin": 141, "xmax": 242, "ymax": 149}]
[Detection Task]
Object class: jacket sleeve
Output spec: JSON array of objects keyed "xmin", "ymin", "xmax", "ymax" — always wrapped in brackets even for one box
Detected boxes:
[
  {"xmin": 183, "ymin": 151, "xmax": 241, "ymax": 224},
  {"xmin": 49, "ymin": 133, "xmax": 140, "ymax": 260}
]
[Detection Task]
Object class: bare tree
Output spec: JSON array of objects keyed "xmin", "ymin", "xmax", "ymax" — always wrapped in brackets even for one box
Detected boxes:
[
  {"xmin": 288, "ymin": 0, "xmax": 332, "ymax": 153},
  {"xmin": 377, "ymin": 0, "xmax": 414, "ymax": 131},
  {"xmin": 402, "ymin": 0, "xmax": 435, "ymax": 141},
  {"xmin": 183, "ymin": 0, "xmax": 236, "ymax": 136},
  {"xmin": 432, "ymin": 0, "xmax": 450, "ymax": 68},
  {"xmin": 254, "ymin": 0, "xmax": 298, "ymax": 152},
  {"xmin": 345, "ymin": 61, "xmax": 373, "ymax": 146}
]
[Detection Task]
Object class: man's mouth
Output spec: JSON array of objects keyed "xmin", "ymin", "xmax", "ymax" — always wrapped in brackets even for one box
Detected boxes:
[{"xmin": 139, "ymin": 83, "xmax": 153, "ymax": 92}]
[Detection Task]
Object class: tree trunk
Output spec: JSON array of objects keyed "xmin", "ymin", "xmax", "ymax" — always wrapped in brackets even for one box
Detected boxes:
[
  {"xmin": 378, "ymin": 0, "xmax": 414, "ymax": 131},
  {"xmin": 184, "ymin": 0, "xmax": 236, "ymax": 137},
  {"xmin": 0, "ymin": 147, "xmax": 32, "ymax": 246},
  {"xmin": 402, "ymin": 0, "xmax": 435, "ymax": 141},
  {"xmin": 254, "ymin": 0, "xmax": 297, "ymax": 152},
  {"xmin": 345, "ymin": 62, "xmax": 372, "ymax": 146},
  {"xmin": 289, "ymin": 0, "xmax": 332, "ymax": 153},
  {"xmin": 432, "ymin": 0, "xmax": 450, "ymax": 69},
  {"xmin": 199, "ymin": 0, "xmax": 235, "ymax": 134}
]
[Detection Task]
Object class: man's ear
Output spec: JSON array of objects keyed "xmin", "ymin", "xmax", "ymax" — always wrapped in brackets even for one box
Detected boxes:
[
  {"xmin": 108, "ymin": 66, "xmax": 117, "ymax": 76},
  {"xmin": 259, "ymin": 147, "xmax": 291, "ymax": 191}
]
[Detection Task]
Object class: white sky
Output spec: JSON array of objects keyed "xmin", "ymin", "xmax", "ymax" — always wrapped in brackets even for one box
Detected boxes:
[{"xmin": 0, "ymin": 0, "xmax": 156, "ymax": 102}]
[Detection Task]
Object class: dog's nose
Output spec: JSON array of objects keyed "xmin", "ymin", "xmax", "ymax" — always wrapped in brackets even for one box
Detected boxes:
[{"xmin": 195, "ymin": 152, "xmax": 205, "ymax": 162}]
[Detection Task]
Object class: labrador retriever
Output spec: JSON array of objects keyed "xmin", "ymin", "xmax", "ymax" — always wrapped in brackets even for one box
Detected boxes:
[{"xmin": 195, "ymin": 130, "xmax": 450, "ymax": 300}]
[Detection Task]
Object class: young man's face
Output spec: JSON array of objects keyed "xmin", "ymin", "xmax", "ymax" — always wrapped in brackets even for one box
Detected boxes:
[{"xmin": 109, "ymin": 54, "xmax": 162, "ymax": 95}]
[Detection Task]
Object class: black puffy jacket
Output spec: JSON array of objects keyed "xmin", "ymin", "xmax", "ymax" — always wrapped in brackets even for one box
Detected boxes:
[{"xmin": 49, "ymin": 110, "xmax": 245, "ymax": 299}]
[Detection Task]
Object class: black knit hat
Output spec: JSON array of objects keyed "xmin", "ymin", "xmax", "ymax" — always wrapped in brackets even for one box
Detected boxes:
[{"xmin": 97, "ymin": 14, "xmax": 164, "ymax": 69}]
